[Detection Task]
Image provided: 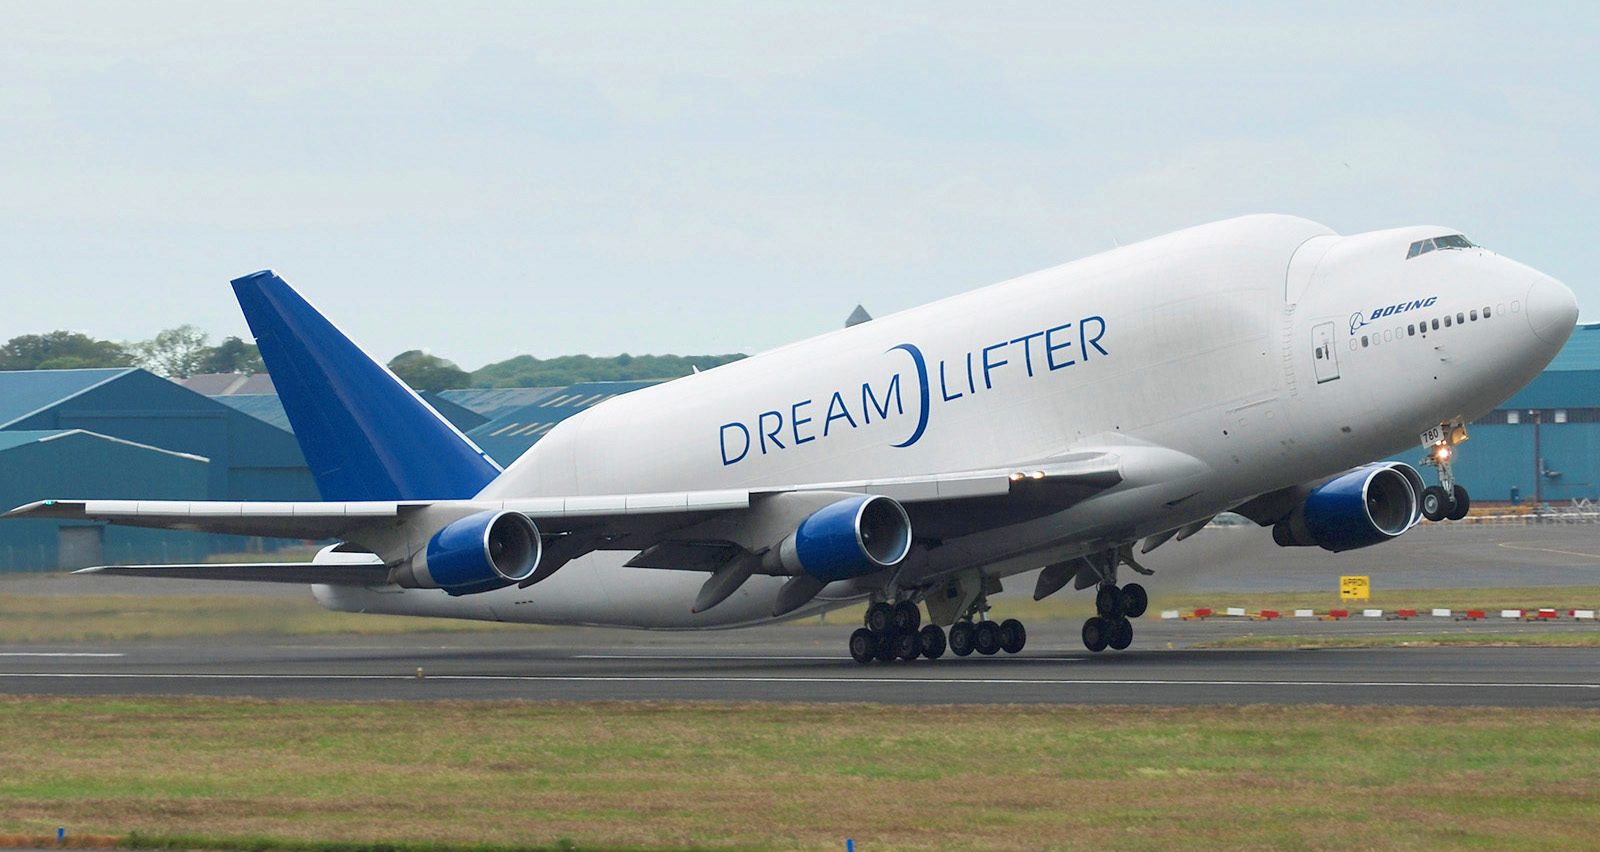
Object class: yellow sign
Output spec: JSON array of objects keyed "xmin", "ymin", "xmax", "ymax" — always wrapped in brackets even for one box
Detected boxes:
[{"xmin": 1340, "ymin": 575, "xmax": 1370, "ymax": 602}]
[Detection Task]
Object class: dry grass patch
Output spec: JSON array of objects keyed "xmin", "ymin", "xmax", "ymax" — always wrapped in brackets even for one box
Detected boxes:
[
  {"xmin": 1196, "ymin": 631, "xmax": 1600, "ymax": 648},
  {"xmin": 0, "ymin": 698, "xmax": 1597, "ymax": 851}
]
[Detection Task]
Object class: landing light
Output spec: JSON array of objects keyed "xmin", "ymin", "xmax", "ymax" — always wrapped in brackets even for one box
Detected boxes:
[
  {"xmin": 1009, "ymin": 472, "xmax": 1025, "ymax": 482},
  {"xmin": 1436, "ymin": 446, "xmax": 1452, "ymax": 461},
  {"xmin": 1030, "ymin": 471, "xmax": 1046, "ymax": 480}
]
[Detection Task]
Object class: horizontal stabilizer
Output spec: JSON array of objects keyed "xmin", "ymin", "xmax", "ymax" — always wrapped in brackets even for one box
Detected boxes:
[{"xmin": 75, "ymin": 562, "xmax": 388, "ymax": 586}]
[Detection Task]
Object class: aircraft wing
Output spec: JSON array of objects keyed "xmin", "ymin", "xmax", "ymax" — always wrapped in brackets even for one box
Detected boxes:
[{"xmin": 3, "ymin": 450, "xmax": 1126, "ymax": 545}]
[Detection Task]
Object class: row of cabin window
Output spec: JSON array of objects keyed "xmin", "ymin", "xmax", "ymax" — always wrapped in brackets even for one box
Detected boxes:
[{"xmin": 1359, "ymin": 304, "xmax": 1499, "ymax": 348}]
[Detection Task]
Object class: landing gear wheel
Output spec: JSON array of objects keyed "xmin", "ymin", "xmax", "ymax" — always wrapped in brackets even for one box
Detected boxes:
[
  {"xmin": 865, "ymin": 602, "xmax": 893, "ymax": 634},
  {"xmin": 1447, "ymin": 485, "xmax": 1471, "ymax": 521},
  {"xmin": 892, "ymin": 629, "xmax": 919, "ymax": 661},
  {"xmin": 891, "ymin": 600, "xmax": 921, "ymax": 632},
  {"xmin": 1421, "ymin": 486, "xmax": 1449, "ymax": 522},
  {"xmin": 974, "ymin": 620, "xmax": 1001, "ymax": 655},
  {"xmin": 917, "ymin": 624, "xmax": 947, "ymax": 660},
  {"xmin": 1095, "ymin": 585, "xmax": 1127, "ymax": 619},
  {"xmin": 1107, "ymin": 616, "xmax": 1134, "ymax": 651},
  {"xmin": 949, "ymin": 621, "xmax": 977, "ymax": 657},
  {"xmin": 873, "ymin": 632, "xmax": 898, "ymax": 662},
  {"xmin": 999, "ymin": 619, "xmax": 1026, "ymax": 654},
  {"xmin": 1081, "ymin": 617, "xmax": 1110, "ymax": 653},
  {"xmin": 848, "ymin": 628, "xmax": 876, "ymax": 664},
  {"xmin": 1122, "ymin": 583, "xmax": 1149, "ymax": 619}
]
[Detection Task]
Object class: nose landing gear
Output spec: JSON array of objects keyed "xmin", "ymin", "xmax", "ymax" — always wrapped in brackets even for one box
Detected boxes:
[
  {"xmin": 1076, "ymin": 548, "xmax": 1149, "ymax": 653},
  {"xmin": 1420, "ymin": 421, "xmax": 1471, "ymax": 522}
]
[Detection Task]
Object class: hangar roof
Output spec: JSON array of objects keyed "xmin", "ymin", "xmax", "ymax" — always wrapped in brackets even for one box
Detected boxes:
[
  {"xmin": 437, "ymin": 387, "xmax": 564, "ymax": 419},
  {"xmin": 0, "ymin": 368, "xmax": 134, "ymax": 428},
  {"xmin": 178, "ymin": 372, "xmax": 278, "ymax": 395},
  {"xmin": 215, "ymin": 395, "xmax": 292, "ymax": 431},
  {"xmin": 466, "ymin": 380, "xmax": 663, "ymax": 465},
  {"xmin": 0, "ymin": 429, "xmax": 209, "ymax": 461},
  {"xmin": 1543, "ymin": 322, "xmax": 1600, "ymax": 372}
]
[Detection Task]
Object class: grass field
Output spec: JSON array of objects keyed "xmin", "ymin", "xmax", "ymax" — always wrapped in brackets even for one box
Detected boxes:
[
  {"xmin": 0, "ymin": 697, "xmax": 1596, "ymax": 851},
  {"xmin": 3, "ymin": 585, "xmax": 1598, "ymax": 644},
  {"xmin": 0, "ymin": 594, "xmax": 526, "ymax": 644}
]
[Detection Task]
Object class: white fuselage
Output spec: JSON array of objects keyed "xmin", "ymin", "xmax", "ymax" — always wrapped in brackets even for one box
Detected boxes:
[{"xmin": 314, "ymin": 215, "xmax": 1577, "ymax": 628}]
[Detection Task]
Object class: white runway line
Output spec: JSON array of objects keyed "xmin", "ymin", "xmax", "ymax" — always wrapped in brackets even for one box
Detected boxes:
[
  {"xmin": 0, "ymin": 656, "xmax": 124, "ymax": 663},
  {"xmin": 0, "ymin": 672, "xmax": 1595, "ymax": 690}
]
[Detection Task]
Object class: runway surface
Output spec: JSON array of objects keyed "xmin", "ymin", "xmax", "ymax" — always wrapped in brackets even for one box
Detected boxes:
[
  {"xmin": 2, "ymin": 619, "xmax": 1596, "ymax": 707},
  {"xmin": 2, "ymin": 522, "xmax": 1597, "ymax": 707}
]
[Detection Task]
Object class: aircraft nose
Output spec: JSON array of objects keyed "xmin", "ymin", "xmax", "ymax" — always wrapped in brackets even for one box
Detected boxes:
[{"xmin": 1525, "ymin": 274, "xmax": 1579, "ymax": 345}]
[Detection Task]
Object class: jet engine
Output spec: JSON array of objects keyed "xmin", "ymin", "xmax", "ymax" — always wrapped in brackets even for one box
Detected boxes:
[
  {"xmin": 1272, "ymin": 463, "xmax": 1420, "ymax": 552},
  {"xmin": 773, "ymin": 494, "xmax": 914, "ymax": 581},
  {"xmin": 409, "ymin": 510, "xmax": 542, "ymax": 596}
]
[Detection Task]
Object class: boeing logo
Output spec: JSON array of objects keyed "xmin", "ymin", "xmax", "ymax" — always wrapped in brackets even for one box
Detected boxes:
[
  {"xmin": 718, "ymin": 317, "xmax": 1109, "ymax": 465},
  {"xmin": 1349, "ymin": 296, "xmax": 1438, "ymax": 335}
]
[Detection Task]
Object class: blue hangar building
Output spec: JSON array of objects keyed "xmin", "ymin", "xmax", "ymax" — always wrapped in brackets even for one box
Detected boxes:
[
  {"xmin": 1393, "ymin": 321, "xmax": 1600, "ymax": 507},
  {"xmin": 0, "ymin": 368, "xmax": 318, "ymax": 571}
]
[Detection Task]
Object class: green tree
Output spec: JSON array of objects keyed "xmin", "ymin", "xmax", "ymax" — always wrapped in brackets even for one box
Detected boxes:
[
  {"xmin": 469, "ymin": 352, "xmax": 746, "ymax": 387},
  {"xmin": 0, "ymin": 331, "xmax": 134, "ymax": 370},
  {"xmin": 133, "ymin": 325, "xmax": 211, "ymax": 378},
  {"xmin": 197, "ymin": 336, "xmax": 265, "ymax": 375},
  {"xmin": 388, "ymin": 350, "xmax": 471, "ymax": 392}
]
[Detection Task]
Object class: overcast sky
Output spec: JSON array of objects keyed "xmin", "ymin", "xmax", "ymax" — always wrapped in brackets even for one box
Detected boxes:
[{"xmin": 2, "ymin": 2, "xmax": 1595, "ymax": 368}]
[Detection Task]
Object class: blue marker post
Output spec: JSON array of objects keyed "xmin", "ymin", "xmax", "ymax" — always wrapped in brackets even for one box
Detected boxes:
[
  {"xmin": 846, "ymin": 840, "xmax": 854, "ymax": 852},
  {"xmin": 57, "ymin": 827, "xmax": 64, "ymax": 845}
]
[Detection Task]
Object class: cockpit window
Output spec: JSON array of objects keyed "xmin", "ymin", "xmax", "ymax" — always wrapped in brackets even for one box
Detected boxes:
[{"xmin": 1407, "ymin": 234, "xmax": 1476, "ymax": 258}]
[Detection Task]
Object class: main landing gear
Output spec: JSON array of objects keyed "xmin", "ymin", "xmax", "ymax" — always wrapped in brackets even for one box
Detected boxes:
[
  {"xmin": 1420, "ymin": 421, "xmax": 1471, "ymax": 523},
  {"xmin": 1081, "ymin": 581, "xmax": 1147, "ymax": 653},
  {"xmin": 849, "ymin": 595, "xmax": 1027, "ymax": 664}
]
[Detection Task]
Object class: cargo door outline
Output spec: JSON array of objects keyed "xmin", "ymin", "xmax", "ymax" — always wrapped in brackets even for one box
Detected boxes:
[{"xmin": 1311, "ymin": 321, "xmax": 1340, "ymax": 383}]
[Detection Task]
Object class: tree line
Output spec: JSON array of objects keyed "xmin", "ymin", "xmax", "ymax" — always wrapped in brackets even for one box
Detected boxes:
[{"xmin": 2, "ymin": 329, "xmax": 746, "ymax": 392}]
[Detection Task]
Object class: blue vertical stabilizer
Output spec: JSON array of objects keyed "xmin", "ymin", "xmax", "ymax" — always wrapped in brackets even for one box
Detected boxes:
[{"xmin": 231, "ymin": 270, "xmax": 502, "ymax": 501}]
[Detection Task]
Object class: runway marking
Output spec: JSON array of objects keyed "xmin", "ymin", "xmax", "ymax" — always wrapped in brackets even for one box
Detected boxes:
[
  {"xmin": 576, "ymin": 654, "xmax": 905, "ymax": 661},
  {"xmin": 1496, "ymin": 542, "xmax": 1600, "ymax": 560},
  {"xmin": 0, "ymin": 672, "xmax": 1594, "ymax": 690},
  {"xmin": 0, "ymin": 656, "xmax": 124, "ymax": 663}
]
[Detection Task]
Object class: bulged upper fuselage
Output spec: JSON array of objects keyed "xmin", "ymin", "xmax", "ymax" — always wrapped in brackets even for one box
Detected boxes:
[
  {"xmin": 486, "ymin": 214, "xmax": 1574, "ymax": 511},
  {"xmin": 322, "ymin": 214, "xmax": 1576, "ymax": 628}
]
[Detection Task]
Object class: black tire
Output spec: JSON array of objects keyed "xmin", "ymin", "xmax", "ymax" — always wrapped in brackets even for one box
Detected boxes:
[
  {"xmin": 866, "ymin": 602, "xmax": 893, "ymax": 634},
  {"xmin": 848, "ymin": 628, "xmax": 876, "ymax": 664},
  {"xmin": 1447, "ymin": 485, "xmax": 1471, "ymax": 521},
  {"xmin": 1096, "ymin": 584, "xmax": 1127, "ymax": 619},
  {"xmin": 874, "ymin": 631, "xmax": 898, "ymax": 662},
  {"xmin": 999, "ymin": 618, "xmax": 1026, "ymax": 654},
  {"xmin": 1081, "ymin": 617, "xmax": 1109, "ymax": 653},
  {"xmin": 918, "ymin": 624, "xmax": 947, "ymax": 660},
  {"xmin": 1122, "ymin": 583, "xmax": 1149, "ymax": 619},
  {"xmin": 949, "ymin": 621, "xmax": 976, "ymax": 657},
  {"xmin": 893, "ymin": 629, "xmax": 919, "ymax": 661},
  {"xmin": 974, "ymin": 620, "xmax": 1001, "ymax": 655},
  {"xmin": 1421, "ymin": 486, "xmax": 1449, "ymax": 522},
  {"xmin": 1108, "ymin": 616, "xmax": 1133, "ymax": 651},
  {"xmin": 891, "ymin": 600, "xmax": 921, "ymax": 632}
]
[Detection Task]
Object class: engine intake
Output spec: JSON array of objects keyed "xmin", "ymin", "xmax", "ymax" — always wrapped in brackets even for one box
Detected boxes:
[
  {"xmin": 420, "ymin": 510, "xmax": 542, "ymax": 596},
  {"xmin": 773, "ymin": 494, "xmax": 913, "ymax": 582},
  {"xmin": 1273, "ymin": 464, "xmax": 1419, "ymax": 552}
]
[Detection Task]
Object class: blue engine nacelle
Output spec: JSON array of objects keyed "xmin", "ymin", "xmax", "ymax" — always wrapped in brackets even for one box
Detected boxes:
[
  {"xmin": 419, "ymin": 510, "xmax": 542, "ymax": 596},
  {"xmin": 1273, "ymin": 463, "xmax": 1420, "ymax": 552},
  {"xmin": 772, "ymin": 494, "xmax": 913, "ymax": 581}
]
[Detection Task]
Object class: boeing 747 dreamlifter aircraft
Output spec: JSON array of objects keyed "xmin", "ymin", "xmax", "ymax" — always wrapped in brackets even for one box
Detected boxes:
[{"xmin": 5, "ymin": 215, "xmax": 1578, "ymax": 661}]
